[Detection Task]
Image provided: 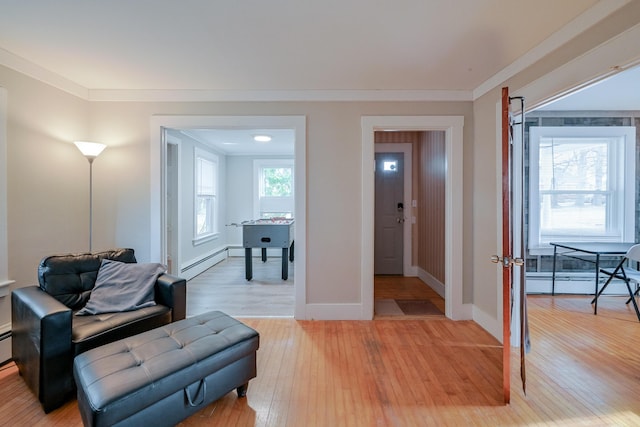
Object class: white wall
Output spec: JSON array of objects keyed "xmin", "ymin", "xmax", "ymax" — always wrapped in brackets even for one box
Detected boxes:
[{"xmin": 174, "ymin": 132, "xmax": 228, "ymax": 277}]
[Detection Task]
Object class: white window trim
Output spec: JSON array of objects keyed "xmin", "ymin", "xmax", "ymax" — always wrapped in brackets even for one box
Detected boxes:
[
  {"xmin": 529, "ymin": 126, "xmax": 636, "ymax": 255},
  {"xmin": 253, "ymin": 158, "xmax": 294, "ymax": 219},
  {"xmin": 193, "ymin": 147, "xmax": 219, "ymax": 245}
]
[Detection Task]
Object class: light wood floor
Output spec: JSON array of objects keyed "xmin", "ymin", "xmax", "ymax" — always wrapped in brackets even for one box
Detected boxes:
[
  {"xmin": 187, "ymin": 257, "xmax": 443, "ymax": 318},
  {"xmin": 187, "ymin": 257, "xmax": 295, "ymax": 317},
  {"xmin": 374, "ymin": 275, "xmax": 445, "ymax": 318},
  {"xmin": 3, "ymin": 294, "xmax": 640, "ymax": 426}
]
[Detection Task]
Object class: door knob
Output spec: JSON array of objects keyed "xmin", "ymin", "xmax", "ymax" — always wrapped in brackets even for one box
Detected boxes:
[{"xmin": 491, "ymin": 255, "xmax": 524, "ymax": 267}]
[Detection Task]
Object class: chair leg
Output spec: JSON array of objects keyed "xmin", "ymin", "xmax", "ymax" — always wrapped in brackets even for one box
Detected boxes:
[
  {"xmin": 625, "ymin": 283, "xmax": 639, "ymax": 305},
  {"xmin": 623, "ymin": 280, "xmax": 640, "ymax": 322}
]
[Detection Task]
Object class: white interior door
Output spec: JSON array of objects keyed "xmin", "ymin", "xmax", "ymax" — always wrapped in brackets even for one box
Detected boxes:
[{"xmin": 374, "ymin": 152, "xmax": 404, "ymax": 275}]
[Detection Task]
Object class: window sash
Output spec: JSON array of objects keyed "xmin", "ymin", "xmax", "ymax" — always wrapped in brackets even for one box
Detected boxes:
[
  {"xmin": 254, "ymin": 159, "xmax": 294, "ymax": 219},
  {"xmin": 195, "ymin": 151, "xmax": 218, "ymax": 238},
  {"xmin": 528, "ymin": 126, "xmax": 635, "ymax": 254}
]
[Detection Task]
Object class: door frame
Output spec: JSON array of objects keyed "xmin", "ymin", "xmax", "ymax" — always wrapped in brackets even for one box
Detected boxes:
[
  {"xmin": 150, "ymin": 115, "xmax": 307, "ymax": 319},
  {"xmin": 374, "ymin": 143, "xmax": 414, "ymax": 276},
  {"xmin": 362, "ymin": 116, "xmax": 467, "ymax": 320},
  {"xmin": 165, "ymin": 134, "xmax": 181, "ymax": 276}
]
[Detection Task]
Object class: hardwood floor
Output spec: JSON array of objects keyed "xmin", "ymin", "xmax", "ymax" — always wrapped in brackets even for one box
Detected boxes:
[
  {"xmin": 187, "ymin": 257, "xmax": 444, "ymax": 319},
  {"xmin": 3, "ymin": 294, "xmax": 640, "ymax": 426},
  {"xmin": 186, "ymin": 258, "xmax": 442, "ymax": 319},
  {"xmin": 187, "ymin": 256, "xmax": 295, "ymax": 317},
  {"xmin": 374, "ymin": 275, "xmax": 445, "ymax": 318}
]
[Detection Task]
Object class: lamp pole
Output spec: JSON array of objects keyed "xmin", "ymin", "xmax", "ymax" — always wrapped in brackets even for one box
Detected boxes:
[
  {"xmin": 74, "ymin": 141, "xmax": 106, "ymax": 253},
  {"xmin": 88, "ymin": 156, "xmax": 95, "ymax": 252}
]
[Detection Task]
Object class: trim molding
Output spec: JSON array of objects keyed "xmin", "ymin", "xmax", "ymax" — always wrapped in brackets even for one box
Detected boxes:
[
  {"xmin": 418, "ymin": 268, "xmax": 445, "ymax": 299},
  {"xmin": 89, "ymin": 89, "xmax": 473, "ymax": 103},
  {"xmin": 0, "ymin": 88, "xmax": 9, "ymax": 293},
  {"xmin": 472, "ymin": 305, "xmax": 501, "ymax": 342},
  {"xmin": 473, "ymin": 0, "xmax": 632, "ymax": 100},
  {"xmin": 374, "ymin": 143, "xmax": 413, "ymax": 276},
  {"xmin": 514, "ymin": 22, "xmax": 640, "ymax": 110},
  {"xmin": 0, "ymin": 48, "xmax": 88, "ymax": 99},
  {"xmin": 150, "ymin": 115, "xmax": 307, "ymax": 320},
  {"xmin": 0, "ymin": 3, "xmax": 626, "ymax": 103},
  {"xmin": 362, "ymin": 116, "xmax": 467, "ymax": 321},
  {"xmin": 304, "ymin": 304, "xmax": 363, "ymax": 320},
  {"xmin": 179, "ymin": 247, "xmax": 228, "ymax": 281}
]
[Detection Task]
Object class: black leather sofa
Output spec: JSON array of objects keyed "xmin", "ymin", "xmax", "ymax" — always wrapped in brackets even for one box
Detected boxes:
[{"xmin": 11, "ymin": 248, "xmax": 186, "ymax": 413}]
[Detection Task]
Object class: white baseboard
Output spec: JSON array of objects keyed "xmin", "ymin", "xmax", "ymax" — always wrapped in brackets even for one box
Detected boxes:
[
  {"xmin": 455, "ymin": 302, "xmax": 474, "ymax": 321},
  {"xmin": 417, "ymin": 268, "xmax": 445, "ymax": 299},
  {"xmin": 404, "ymin": 265, "xmax": 418, "ymax": 277},
  {"xmin": 0, "ymin": 337, "xmax": 10, "ymax": 365},
  {"xmin": 0, "ymin": 279, "xmax": 14, "ymax": 298},
  {"xmin": 472, "ymin": 306, "xmax": 502, "ymax": 343},
  {"xmin": 526, "ymin": 278, "xmax": 632, "ymax": 295},
  {"xmin": 304, "ymin": 303, "xmax": 364, "ymax": 320},
  {"xmin": 0, "ymin": 322, "xmax": 11, "ymax": 365},
  {"xmin": 180, "ymin": 247, "xmax": 228, "ymax": 280}
]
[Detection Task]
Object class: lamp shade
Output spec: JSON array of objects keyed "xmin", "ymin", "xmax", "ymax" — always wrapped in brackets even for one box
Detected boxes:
[{"xmin": 74, "ymin": 141, "xmax": 106, "ymax": 159}]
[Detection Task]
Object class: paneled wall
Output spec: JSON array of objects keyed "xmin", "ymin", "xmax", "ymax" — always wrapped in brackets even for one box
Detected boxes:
[
  {"xmin": 374, "ymin": 131, "xmax": 446, "ymax": 282},
  {"xmin": 418, "ymin": 131, "xmax": 446, "ymax": 283}
]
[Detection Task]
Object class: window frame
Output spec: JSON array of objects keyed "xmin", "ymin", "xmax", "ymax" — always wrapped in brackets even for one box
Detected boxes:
[
  {"xmin": 528, "ymin": 126, "xmax": 636, "ymax": 255},
  {"xmin": 193, "ymin": 148, "xmax": 219, "ymax": 244},
  {"xmin": 253, "ymin": 158, "xmax": 294, "ymax": 220}
]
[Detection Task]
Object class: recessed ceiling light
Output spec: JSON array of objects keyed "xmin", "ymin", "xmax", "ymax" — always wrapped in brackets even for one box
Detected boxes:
[{"xmin": 253, "ymin": 135, "xmax": 272, "ymax": 142}]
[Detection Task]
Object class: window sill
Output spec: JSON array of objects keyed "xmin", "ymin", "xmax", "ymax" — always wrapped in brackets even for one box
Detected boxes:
[{"xmin": 193, "ymin": 233, "xmax": 219, "ymax": 246}]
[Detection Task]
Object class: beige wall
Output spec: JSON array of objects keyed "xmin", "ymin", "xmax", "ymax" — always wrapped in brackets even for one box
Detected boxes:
[
  {"xmin": 0, "ymin": 86, "xmax": 473, "ymax": 322},
  {"xmin": 87, "ymin": 101, "xmax": 474, "ymax": 307},
  {"xmin": 2, "ymin": 0, "xmax": 640, "ymax": 336}
]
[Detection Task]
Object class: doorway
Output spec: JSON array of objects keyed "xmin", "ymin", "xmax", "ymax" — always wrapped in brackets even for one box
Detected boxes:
[
  {"xmin": 150, "ymin": 115, "xmax": 307, "ymax": 319},
  {"xmin": 362, "ymin": 116, "xmax": 466, "ymax": 320}
]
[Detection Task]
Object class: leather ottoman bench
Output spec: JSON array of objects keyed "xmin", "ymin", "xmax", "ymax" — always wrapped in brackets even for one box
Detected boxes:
[{"xmin": 73, "ymin": 311, "xmax": 259, "ymax": 427}]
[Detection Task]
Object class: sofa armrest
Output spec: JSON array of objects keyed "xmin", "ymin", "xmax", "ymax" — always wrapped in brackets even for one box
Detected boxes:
[
  {"xmin": 11, "ymin": 286, "xmax": 73, "ymax": 412},
  {"xmin": 155, "ymin": 273, "xmax": 186, "ymax": 322}
]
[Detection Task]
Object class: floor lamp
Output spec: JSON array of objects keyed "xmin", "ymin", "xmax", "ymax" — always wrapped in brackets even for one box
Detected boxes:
[{"xmin": 74, "ymin": 141, "xmax": 106, "ymax": 252}]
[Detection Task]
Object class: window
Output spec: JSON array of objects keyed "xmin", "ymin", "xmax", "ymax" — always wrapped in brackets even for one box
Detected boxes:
[
  {"xmin": 254, "ymin": 159, "xmax": 294, "ymax": 219},
  {"xmin": 529, "ymin": 126, "xmax": 636, "ymax": 253},
  {"xmin": 383, "ymin": 160, "xmax": 398, "ymax": 172},
  {"xmin": 194, "ymin": 149, "xmax": 218, "ymax": 241}
]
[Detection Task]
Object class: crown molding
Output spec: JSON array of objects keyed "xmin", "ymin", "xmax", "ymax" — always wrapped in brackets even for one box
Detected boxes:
[
  {"xmin": 0, "ymin": 47, "xmax": 88, "ymax": 99},
  {"xmin": 87, "ymin": 88, "xmax": 473, "ymax": 102},
  {"xmin": 0, "ymin": 0, "xmax": 630, "ymax": 104},
  {"xmin": 473, "ymin": 0, "xmax": 631, "ymax": 100}
]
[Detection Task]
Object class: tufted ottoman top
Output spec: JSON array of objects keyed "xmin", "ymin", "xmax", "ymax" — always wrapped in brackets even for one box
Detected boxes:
[{"xmin": 73, "ymin": 311, "xmax": 259, "ymax": 424}]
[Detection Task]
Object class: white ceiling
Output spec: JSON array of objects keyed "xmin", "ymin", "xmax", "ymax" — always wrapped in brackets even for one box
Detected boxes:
[
  {"xmin": 538, "ymin": 64, "xmax": 640, "ymax": 111},
  {"xmin": 0, "ymin": 0, "xmax": 615, "ymax": 97},
  {"xmin": 180, "ymin": 128, "xmax": 295, "ymax": 156}
]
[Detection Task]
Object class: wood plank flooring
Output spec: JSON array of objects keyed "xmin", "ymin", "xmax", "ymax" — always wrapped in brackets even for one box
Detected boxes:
[
  {"xmin": 374, "ymin": 275, "xmax": 445, "ymax": 318},
  {"xmin": 187, "ymin": 257, "xmax": 442, "ymax": 319},
  {"xmin": 3, "ymin": 294, "xmax": 640, "ymax": 425},
  {"xmin": 187, "ymin": 256, "xmax": 295, "ymax": 317}
]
